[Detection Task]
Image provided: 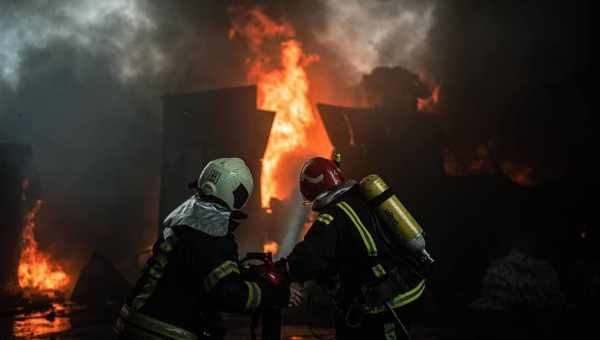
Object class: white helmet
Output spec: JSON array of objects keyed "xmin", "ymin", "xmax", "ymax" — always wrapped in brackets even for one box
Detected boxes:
[{"xmin": 197, "ymin": 157, "xmax": 254, "ymax": 210}]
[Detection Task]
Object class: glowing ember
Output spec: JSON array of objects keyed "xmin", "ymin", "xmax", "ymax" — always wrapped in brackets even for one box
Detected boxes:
[
  {"xmin": 468, "ymin": 144, "xmax": 495, "ymax": 175},
  {"xmin": 18, "ymin": 200, "xmax": 69, "ymax": 293},
  {"xmin": 502, "ymin": 162, "xmax": 536, "ymax": 187},
  {"xmin": 263, "ymin": 241, "xmax": 279, "ymax": 255},
  {"xmin": 12, "ymin": 303, "xmax": 72, "ymax": 338},
  {"xmin": 417, "ymin": 84, "xmax": 440, "ymax": 112},
  {"xmin": 229, "ymin": 7, "xmax": 333, "ymax": 210}
]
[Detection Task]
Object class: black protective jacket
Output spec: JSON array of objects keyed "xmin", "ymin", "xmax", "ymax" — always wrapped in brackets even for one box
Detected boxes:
[
  {"xmin": 287, "ymin": 184, "xmax": 426, "ymax": 314},
  {"xmin": 122, "ymin": 225, "xmax": 288, "ymax": 337}
]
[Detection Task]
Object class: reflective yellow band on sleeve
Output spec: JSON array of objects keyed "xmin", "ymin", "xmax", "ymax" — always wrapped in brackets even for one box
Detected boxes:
[
  {"xmin": 372, "ymin": 264, "xmax": 387, "ymax": 278},
  {"xmin": 366, "ymin": 280, "xmax": 426, "ymax": 314},
  {"xmin": 317, "ymin": 213, "xmax": 334, "ymax": 225},
  {"xmin": 384, "ymin": 323, "xmax": 396, "ymax": 340},
  {"xmin": 337, "ymin": 201, "xmax": 378, "ymax": 256},
  {"xmin": 204, "ymin": 260, "xmax": 240, "ymax": 292},
  {"xmin": 244, "ymin": 281, "xmax": 262, "ymax": 310}
]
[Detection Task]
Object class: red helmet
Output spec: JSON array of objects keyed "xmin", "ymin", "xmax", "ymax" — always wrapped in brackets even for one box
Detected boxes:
[{"xmin": 299, "ymin": 157, "xmax": 346, "ymax": 202}]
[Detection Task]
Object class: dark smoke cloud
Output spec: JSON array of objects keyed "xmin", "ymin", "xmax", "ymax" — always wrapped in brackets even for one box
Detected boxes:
[
  {"xmin": 0, "ymin": 0, "xmax": 166, "ymax": 283},
  {"xmin": 0, "ymin": 0, "xmax": 243, "ymax": 281},
  {"xmin": 0, "ymin": 0, "xmax": 328, "ymax": 282},
  {"xmin": 427, "ymin": 0, "xmax": 591, "ymax": 181}
]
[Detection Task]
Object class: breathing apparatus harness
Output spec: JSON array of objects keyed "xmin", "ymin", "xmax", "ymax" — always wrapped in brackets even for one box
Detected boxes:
[{"xmin": 320, "ymin": 170, "xmax": 433, "ymax": 340}]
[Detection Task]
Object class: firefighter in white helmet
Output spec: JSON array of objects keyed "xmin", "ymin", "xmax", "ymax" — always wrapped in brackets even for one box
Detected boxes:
[{"xmin": 115, "ymin": 157, "xmax": 301, "ymax": 339}]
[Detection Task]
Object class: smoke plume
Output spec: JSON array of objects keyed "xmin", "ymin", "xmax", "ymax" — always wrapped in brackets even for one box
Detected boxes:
[
  {"xmin": 0, "ymin": 0, "xmax": 168, "ymax": 282},
  {"xmin": 0, "ymin": 0, "xmax": 163, "ymax": 89},
  {"xmin": 315, "ymin": 0, "xmax": 436, "ymax": 84}
]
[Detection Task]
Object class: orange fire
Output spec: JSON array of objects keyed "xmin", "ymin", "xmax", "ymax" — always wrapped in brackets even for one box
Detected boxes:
[
  {"xmin": 501, "ymin": 162, "xmax": 536, "ymax": 187},
  {"xmin": 12, "ymin": 303, "xmax": 72, "ymax": 338},
  {"xmin": 417, "ymin": 84, "xmax": 440, "ymax": 112},
  {"xmin": 18, "ymin": 200, "xmax": 69, "ymax": 293},
  {"xmin": 263, "ymin": 241, "xmax": 279, "ymax": 256},
  {"xmin": 229, "ymin": 7, "xmax": 333, "ymax": 210}
]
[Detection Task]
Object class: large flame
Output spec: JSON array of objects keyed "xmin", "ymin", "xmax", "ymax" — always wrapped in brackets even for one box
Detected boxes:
[
  {"xmin": 229, "ymin": 7, "xmax": 333, "ymax": 210},
  {"xmin": 18, "ymin": 200, "xmax": 69, "ymax": 293}
]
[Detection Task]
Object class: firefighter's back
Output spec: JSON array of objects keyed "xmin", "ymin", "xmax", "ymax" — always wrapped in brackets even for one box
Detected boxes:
[
  {"xmin": 117, "ymin": 226, "xmax": 237, "ymax": 338},
  {"xmin": 324, "ymin": 186, "xmax": 427, "ymax": 339}
]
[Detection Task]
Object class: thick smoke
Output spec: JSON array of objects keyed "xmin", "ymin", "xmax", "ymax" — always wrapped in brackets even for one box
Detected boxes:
[
  {"xmin": 315, "ymin": 0, "xmax": 436, "ymax": 84},
  {"xmin": 0, "ymin": 0, "xmax": 171, "ymax": 284},
  {"xmin": 0, "ymin": 0, "xmax": 272, "ymax": 283},
  {"xmin": 0, "ymin": 0, "xmax": 163, "ymax": 89}
]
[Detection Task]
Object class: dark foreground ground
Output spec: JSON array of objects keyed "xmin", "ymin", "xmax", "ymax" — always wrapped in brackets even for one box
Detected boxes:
[
  {"xmin": 0, "ymin": 295, "xmax": 593, "ymax": 339},
  {"xmin": 0, "ymin": 301, "xmax": 338, "ymax": 340}
]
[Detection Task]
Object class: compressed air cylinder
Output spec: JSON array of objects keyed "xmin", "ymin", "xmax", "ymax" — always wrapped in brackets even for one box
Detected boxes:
[{"xmin": 359, "ymin": 174, "xmax": 434, "ymax": 263}]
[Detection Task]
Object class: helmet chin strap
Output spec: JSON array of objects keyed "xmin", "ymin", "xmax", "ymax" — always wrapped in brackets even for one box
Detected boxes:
[{"xmin": 302, "ymin": 190, "xmax": 329, "ymax": 207}]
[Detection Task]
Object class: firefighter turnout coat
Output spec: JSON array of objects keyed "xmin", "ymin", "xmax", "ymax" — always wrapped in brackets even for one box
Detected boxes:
[{"xmin": 287, "ymin": 183, "xmax": 427, "ymax": 340}]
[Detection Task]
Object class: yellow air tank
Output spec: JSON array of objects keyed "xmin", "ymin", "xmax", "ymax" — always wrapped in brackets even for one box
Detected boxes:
[{"xmin": 359, "ymin": 174, "xmax": 434, "ymax": 263}]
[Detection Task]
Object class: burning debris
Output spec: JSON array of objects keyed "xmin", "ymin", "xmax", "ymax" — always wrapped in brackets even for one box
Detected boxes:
[
  {"xmin": 417, "ymin": 83, "xmax": 441, "ymax": 113},
  {"xmin": 501, "ymin": 161, "xmax": 537, "ymax": 187},
  {"xmin": 11, "ymin": 302, "xmax": 73, "ymax": 339},
  {"xmin": 442, "ymin": 142, "xmax": 539, "ymax": 187},
  {"xmin": 1, "ymin": 144, "xmax": 36, "ymax": 295},
  {"xmin": 18, "ymin": 200, "xmax": 69, "ymax": 295}
]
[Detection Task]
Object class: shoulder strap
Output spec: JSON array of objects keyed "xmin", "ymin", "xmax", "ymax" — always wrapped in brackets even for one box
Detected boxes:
[
  {"xmin": 336, "ymin": 201, "xmax": 386, "ymax": 279},
  {"xmin": 336, "ymin": 201, "xmax": 427, "ymax": 314}
]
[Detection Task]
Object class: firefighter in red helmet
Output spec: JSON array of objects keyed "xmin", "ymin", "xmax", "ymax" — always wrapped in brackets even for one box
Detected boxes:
[{"xmin": 280, "ymin": 156, "xmax": 430, "ymax": 340}]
